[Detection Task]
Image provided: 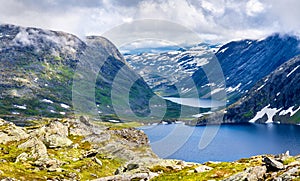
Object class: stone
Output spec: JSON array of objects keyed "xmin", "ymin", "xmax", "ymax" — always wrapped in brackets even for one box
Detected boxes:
[
  {"xmin": 0, "ymin": 121, "xmax": 29, "ymax": 144},
  {"xmin": 263, "ymin": 157, "xmax": 284, "ymax": 171},
  {"xmin": 92, "ymin": 157, "xmax": 102, "ymax": 166},
  {"xmin": 275, "ymin": 166, "xmax": 299, "ymax": 180},
  {"xmin": 44, "ymin": 134, "xmax": 73, "ymax": 148},
  {"xmin": 83, "ymin": 149, "xmax": 98, "ymax": 158},
  {"xmin": 18, "ymin": 137, "xmax": 48, "ymax": 159},
  {"xmin": 15, "ymin": 152, "xmax": 29, "ymax": 163},
  {"xmin": 224, "ymin": 166, "xmax": 267, "ymax": 181},
  {"xmin": 45, "ymin": 121, "xmax": 69, "ymax": 137},
  {"xmin": 126, "ymin": 163, "xmax": 139, "ymax": 171},
  {"xmin": 194, "ymin": 165, "xmax": 213, "ymax": 173}
]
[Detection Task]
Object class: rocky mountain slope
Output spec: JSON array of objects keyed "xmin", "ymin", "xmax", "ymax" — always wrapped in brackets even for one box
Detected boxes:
[
  {"xmin": 125, "ymin": 34, "xmax": 300, "ymax": 109},
  {"xmin": 222, "ymin": 55, "xmax": 300, "ymax": 124},
  {"xmin": 0, "ymin": 117, "xmax": 299, "ymax": 180},
  {"xmin": 193, "ymin": 33, "xmax": 300, "ymax": 104},
  {"xmin": 124, "ymin": 44, "xmax": 219, "ymax": 97},
  {"xmin": 0, "ymin": 24, "xmax": 155, "ymax": 121}
]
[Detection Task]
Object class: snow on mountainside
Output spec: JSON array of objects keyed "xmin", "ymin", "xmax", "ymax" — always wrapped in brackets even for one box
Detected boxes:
[
  {"xmin": 193, "ymin": 33, "xmax": 300, "ymax": 104},
  {"xmin": 213, "ymin": 55, "xmax": 300, "ymax": 125},
  {"xmin": 125, "ymin": 44, "xmax": 220, "ymax": 96}
]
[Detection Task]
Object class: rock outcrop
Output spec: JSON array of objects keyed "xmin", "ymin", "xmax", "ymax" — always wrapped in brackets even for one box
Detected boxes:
[{"xmin": 0, "ymin": 117, "xmax": 299, "ymax": 180}]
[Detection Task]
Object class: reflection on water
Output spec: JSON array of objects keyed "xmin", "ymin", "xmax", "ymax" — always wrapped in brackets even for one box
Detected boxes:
[{"xmin": 163, "ymin": 97, "xmax": 224, "ymax": 108}]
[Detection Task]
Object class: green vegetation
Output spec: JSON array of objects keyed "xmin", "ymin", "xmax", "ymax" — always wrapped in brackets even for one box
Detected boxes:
[
  {"xmin": 151, "ymin": 157, "xmax": 263, "ymax": 181},
  {"xmin": 243, "ymin": 110, "xmax": 254, "ymax": 118},
  {"xmin": 289, "ymin": 110, "xmax": 300, "ymax": 124},
  {"xmin": 0, "ymin": 135, "xmax": 124, "ymax": 180},
  {"xmin": 282, "ymin": 157, "xmax": 296, "ymax": 165}
]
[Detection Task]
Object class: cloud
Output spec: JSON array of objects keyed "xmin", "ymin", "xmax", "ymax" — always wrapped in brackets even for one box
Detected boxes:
[
  {"xmin": 246, "ymin": 0, "xmax": 265, "ymax": 17},
  {"xmin": 0, "ymin": 0, "xmax": 299, "ymax": 46}
]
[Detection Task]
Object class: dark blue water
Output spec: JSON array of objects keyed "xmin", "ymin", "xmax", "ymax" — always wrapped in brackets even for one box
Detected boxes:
[{"xmin": 140, "ymin": 123, "xmax": 300, "ymax": 163}]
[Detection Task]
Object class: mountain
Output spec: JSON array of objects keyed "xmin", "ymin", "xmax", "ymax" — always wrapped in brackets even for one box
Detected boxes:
[
  {"xmin": 193, "ymin": 34, "xmax": 300, "ymax": 104},
  {"xmin": 124, "ymin": 44, "xmax": 220, "ymax": 97},
  {"xmin": 125, "ymin": 34, "xmax": 300, "ymax": 107},
  {"xmin": 0, "ymin": 24, "xmax": 154, "ymax": 121},
  {"xmin": 222, "ymin": 55, "xmax": 300, "ymax": 124}
]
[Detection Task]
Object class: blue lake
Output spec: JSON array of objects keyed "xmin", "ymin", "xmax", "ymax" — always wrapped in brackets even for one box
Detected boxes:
[{"xmin": 140, "ymin": 123, "xmax": 300, "ymax": 163}]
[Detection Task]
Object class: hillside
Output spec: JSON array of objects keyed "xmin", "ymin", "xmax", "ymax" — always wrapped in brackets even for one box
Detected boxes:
[
  {"xmin": 0, "ymin": 24, "xmax": 155, "ymax": 121},
  {"xmin": 223, "ymin": 55, "xmax": 300, "ymax": 124}
]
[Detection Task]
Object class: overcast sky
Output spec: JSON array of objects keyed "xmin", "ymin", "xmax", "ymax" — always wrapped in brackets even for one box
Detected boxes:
[{"xmin": 0, "ymin": 0, "xmax": 300, "ymax": 46}]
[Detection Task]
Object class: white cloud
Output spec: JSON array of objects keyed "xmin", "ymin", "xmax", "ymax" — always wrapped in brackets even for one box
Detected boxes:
[
  {"xmin": 0, "ymin": 0, "xmax": 299, "ymax": 45},
  {"xmin": 246, "ymin": 0, "xmax": 265, "ymax": 16}
]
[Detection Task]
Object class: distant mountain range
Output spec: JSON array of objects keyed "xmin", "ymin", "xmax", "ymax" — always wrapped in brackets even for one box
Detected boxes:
[
  {"xmin": 0, "ymin": 24, "xmax": 299, "ymax": 125},
  {"xmin": 125, "ymin": 34, "xmax": 300, "ymax": 125}
]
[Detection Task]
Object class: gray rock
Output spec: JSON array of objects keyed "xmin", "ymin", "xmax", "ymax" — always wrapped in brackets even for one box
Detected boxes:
[
  {"xmin": 15, "ymin": 152, "xmax": 29, "ymax": 163},
  {"xmin": 18, "ymin": 137, "xmax": 48, "ymax": 159},
  {"xmin": 44, "ymin": 121, "xmax": 69, "ymax": 137},
  {"xmin": 275, "ymin": 166, "xmax": 299, "ymax": 180},
  {"xmin": 223, "ymin": 166, "xmax": 267, "ymax": 181},
  {"xmin": 92, "ymin": 157, "xmax": 103, "ymax": 166},
  {"xmin": 126, "ymin": 163, "xmax": 139, "ymax": 171},
  {"xmin": 44, "ymin": 134, "xmax": 73, "ymax": 148},
  {"xmin": 263, "ymin": 156, "xmax": 284, "ymax": 171},
  {"xmin": 194, "ymin": 165, "xmax": 213, "ymax": 173},
  {"xmin": 0, "ymin": 120, "xmax": 29, "ymax": 144},
  {"xmin": 83, "ymin": 149, "xmax": 98, "ymax": 158}
]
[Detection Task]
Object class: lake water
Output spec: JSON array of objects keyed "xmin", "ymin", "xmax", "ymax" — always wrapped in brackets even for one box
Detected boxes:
[{"xmin": 140, "ymin": 123, "xmax": 300, "ymax": 163}]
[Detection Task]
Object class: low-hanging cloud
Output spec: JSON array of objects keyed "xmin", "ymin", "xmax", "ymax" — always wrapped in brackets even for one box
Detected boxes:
[{"xmin": 0, "ymin": 0, "xmax": 299, "ymax": 46}]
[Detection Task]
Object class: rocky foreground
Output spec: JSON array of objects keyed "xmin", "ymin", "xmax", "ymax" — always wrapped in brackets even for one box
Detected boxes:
[{"xmin": 0, "ymin": 117, "xmax": 299, "ymax": 181}]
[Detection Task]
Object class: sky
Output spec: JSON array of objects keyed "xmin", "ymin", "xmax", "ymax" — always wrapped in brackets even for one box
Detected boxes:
[{"xmin": 0, "ymin": 0, "xmax": 300, "ymax": 47}]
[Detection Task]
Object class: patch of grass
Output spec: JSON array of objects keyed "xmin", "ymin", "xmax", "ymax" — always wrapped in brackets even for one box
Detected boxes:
[
  {"xmin": 95, "ymin": 120, "xmax": 142, "ymax": 129},
  {"xmin": 283, "ymin": 157, "xmax": 296, "ymax": 165},
  {"xmin": 151, "ymin": 160, "xmax": 262, "ymax": 181},
  {"xmin": 289, "ymin": 110, "xmax": 300, "ymax": 124}
]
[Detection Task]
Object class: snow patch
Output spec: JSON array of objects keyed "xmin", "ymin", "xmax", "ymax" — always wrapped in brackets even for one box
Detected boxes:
[
  {"xmin": 42, "ymin": 99, "xmax": 53, "ymax": 104},
  {"xmin": 219, "ymin": 47, "xmax": 229, "ymax": 53},
  {"xmin": 192, "ymin": 114, "xmax": 203, "ymax": 118},
  {"xmin": 279, "ymin": 106, "xmax": 300, "ymax": 117},
  {"xmin": 249, "ymin": 105, "xmax": 281, "ymax": 123},
  {"xmin": 287, "ymin": 65, "xmax": 300, "ymax": 77},
  {"xmin": 60, "ymin": 103, "xmax": 70, "ymax": 109},
  {"xmin": 13, "ymin": 105, "xmax": 27, "ymax": 110},
  {"xmin": 59, "ymin": 112, "xmax": 66, "ymax": 115},
  {"xmin": 256, "ymin": 84, "xmax": 265, "ymax": 91},
  {"xmin": 227, "ymin": 83, "xmax": 242, "ymax": 93},
  {"xmin": 211, "ymin": 88, "xmax": 225, "ymax": 95}
]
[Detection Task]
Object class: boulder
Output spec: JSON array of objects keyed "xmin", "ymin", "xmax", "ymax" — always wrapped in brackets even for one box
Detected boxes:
[
  {"xmin": 18, "ymin": 137, "xmax": 48, "ymax": 159},
  {"xmin": 83, "ymin": 149, "xmax": 98, "ymax": 158},
  {"xmin": 44, "ymin": 120, "xmax": 69, "ymax": 136},
  {"xmin": 44, "ymin": 134, "xmax": 73, "ymax": 148},
  {"xmin": 0, "ymin": 120, "xmax": 29, "ymax": 144},
  {"xmin": 263, "ymin": 157, "xmax": 284, "ymax": 171},
  {"xmin": 92, "ymin": 157, "xmax": 103, "ymax": 166},
  {"xmin": 194, "ymin": 165, "xmax": 213, "ymax": 173},
  {"xmin": 15, "ymin": 152, "xmax": 29, "ymax": 163},
  {"xmin": 224, "ymin": 166, "xmax": 267, "ymax": 181}
]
